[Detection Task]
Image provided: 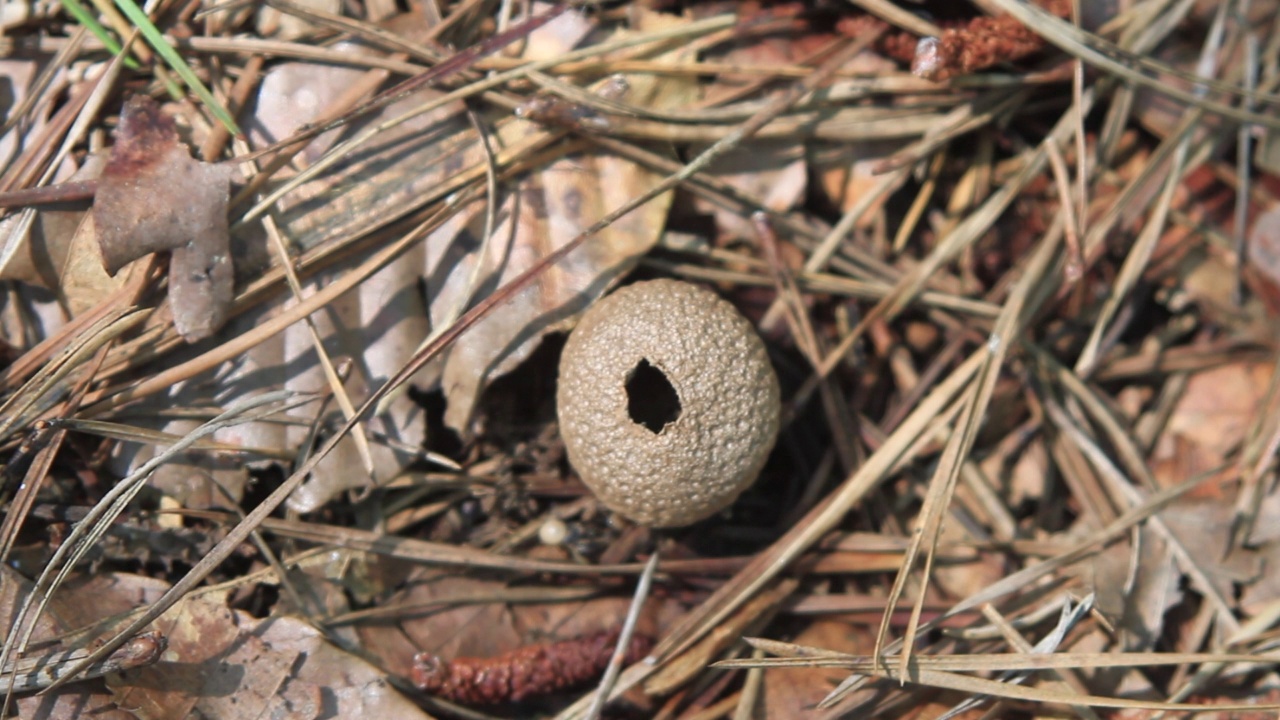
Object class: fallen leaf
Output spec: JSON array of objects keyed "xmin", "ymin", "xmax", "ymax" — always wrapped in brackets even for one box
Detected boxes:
[
  {"xmin": 693, "ymin": 142, "xmax": 808, "ymax": 242},
  {"xmin": 92, "ymin": 95, "xmax": 235, "ymax": 341},
  {"xmin": 357, "ymin": 560, "xmax": 666, "ymax": 690},
  {"xmin": 0, "ymin": 565, "xmax": 138, "ymax": 719},
  {"xmin": 762, "ymin": 619, "xmax": 871, "ymax": 716},
  {"xmin": 0, "ymin": 57, "xmax": 40, "ymax": 170},
  {"xmin": 438, "ymin": 6, "xmax": 696, "ymax": 433},
  {"xmin": 1083, "ymin": 526, "xmax": 1180, "ymax": 650},
  {"xmin": 1151, "ymin": 361, "xmax": 1272, "ymax": 493},
  {"xmin": 109, "ymin": 587, "xmax": 436, "ymax": 719}
]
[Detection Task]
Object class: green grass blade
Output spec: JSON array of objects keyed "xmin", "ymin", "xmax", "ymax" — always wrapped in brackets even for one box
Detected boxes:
[
  {"xmin": 58, "ymin": 0, "xmax": 141, "ymax": 70},
  {"xmin": 111, "ymin": 0, "xmax": 241, "ymax": 135}
]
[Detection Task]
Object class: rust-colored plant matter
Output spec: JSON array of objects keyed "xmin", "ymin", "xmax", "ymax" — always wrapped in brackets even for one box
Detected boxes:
[
  {"xmin": 412, "ymin": 630, "xmax": 652, "ymax": 705},
  {"xmin": 911, "ymin": 14, "xmax": 1048, "ymax": 81},
  {"xmin": 868, "ymin": 1, "xmax": 1069, "ymax": 81}
]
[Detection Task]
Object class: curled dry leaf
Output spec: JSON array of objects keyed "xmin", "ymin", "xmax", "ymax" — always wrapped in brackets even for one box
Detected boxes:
[
  {"xmin": 1154, "ymin": 362, "xmax": 1273, "ymax": 487},
  {"xmin": 0, "ymin": 156, "xmax": 110, "ymax": 295},
  {"xmin": 107, "ymin": 587, "xmax": 435, "ymax": 719},
  {"xmin": 0, "ymin": 57, "xmax": 122, "ymax": 316},
  {"xmin": 437, "ymin": 6, "xmax": 696, "ymax": 433},
  {"xmin": 93, "ymin": 95, "xmax": 236, "ymax": 341},
  {"xmin": 108, "ymin": 40, "xmax": 458, "ymax": 512}
]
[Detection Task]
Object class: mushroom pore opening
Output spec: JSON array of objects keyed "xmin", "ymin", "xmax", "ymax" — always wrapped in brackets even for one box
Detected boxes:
[{"xmin": 625, "ymin": 359, "xmax": 681, "ymax": 434}]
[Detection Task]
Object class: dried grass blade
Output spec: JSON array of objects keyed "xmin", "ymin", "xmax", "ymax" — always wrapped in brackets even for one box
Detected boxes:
[
  {"xmin": 59, "ymin": 418, "xmax": 295, "ymax": 459},
  {"xmin": 236, "ymin": 13, "xmax": 739, "ymax": 228},
  {"xmin": 260, "ymin": 214, "xmax": 376, "ymax": 475},
  {"xmin": 982, "ymin": 0, "xmax": 1280, "ymax": 128},
  {"xmin": 817, "ymin": 463, "xmax": 1226, "ymax": 708},
  {"xmin": 240, "ymin": 514, "xmax": 640, "ymax": 574},
  {"xmin": 0, "ymin": 391, "xmax": 305, "ymax": 700},
  {"xmin": 959, "ymin": 465, "xmax": 1220, "ymax": 616},
  {"xmin": 1039, "ymin": 397, "xmax": 1240, "ymax": 634},
  {"xmin": 805, "ymin": 90, "xmax": 1094, "ymax": 387},
  {"xmin": 901, "ymin": 666, "xmax": 1280, "ymax": 712},
  {"xmin": 1073, "ymin": 6, "xmax": 1227, "ymax": 375},
  {"xmin": 0, "ymin": 309, "xmax": 145, "ymax": 441},
  {"xmin": 845, "ymin": 0, "xmax": 942, "ymax": 36},
  {"xmin": 742, "ymin": 637, "xmax": 858, "ymax": 659},
  {"xmin": 863, "ymin": 664, "xmax": 1279, "ymax": 713},
  {"xmin": 795, "ymin": 91, "xmax": 1018, "ymax": 293},
  {"xmin": 653, "ymin": 351, "xmax": 985, "ymax": 669},
  {"xmin": 1035, "ymin": 348, "xmax": 1157, "ymax": 487},
  {"xmin": 0, "ymin": 337, "xmax": 117, "ymax": 564},
  {"xmin": 585, "ymin": 552, "xmax": 659, "ymax": 720},
  {"xmin": 880, "ymin": 212, "xmax": 1066, "ymax": 675},
  {"xmin": 716, "ymin": 650, "xmax": 1280, "ymax": 673},
  {"xmin": 935, "ymin": 597, "xmax": 1096, "ymax": 720}
]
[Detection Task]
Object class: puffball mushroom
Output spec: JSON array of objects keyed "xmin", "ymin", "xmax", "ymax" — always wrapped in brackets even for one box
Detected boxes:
[{"xmin": 557, "ymin": 279, "xmax": 781, "ymax": 528}]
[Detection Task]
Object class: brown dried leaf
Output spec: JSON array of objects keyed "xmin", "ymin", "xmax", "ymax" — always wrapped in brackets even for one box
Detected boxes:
[
  {"xmin": 439, "ymin": 8, "xmax": 697, "ymax": 433},
  {"xmin": 1083, "ymin": 527, "xmax": 1179, "ymax": 650},
  {"xmin": 1152, "ymin": 362, "xmax": 1272, "ymax": 489},
  {"xmin": 92, "ymin": 95, "xmax": 235, "ymax": 341},
  {"xmin": 59, "ymin": 206, "xmax": 128, "ymax": 317},
  {"xmin": 110, "ymin": 44, "xmax": 456, "ymax": 511},
  {"xmin": 437, "ymin": 144, "xmax": 677, "ymax": 433},
  {"xmin": 109, "ymin": 588, "xmax": 435, "ymax": 719},
  {"xmin": 0, "ymin": 58, "xmax": 41, "ymax": 170},
  {"xmin": 762, "ymin": 619, "xmax": 870, "ymax": 716},
  {"xmin": 0, "ymin": 155, "xmax": 104, "ymax": 291},
  {"xmin": 0, "ymin": 566, "xmax": 137, "ymax": 719}
]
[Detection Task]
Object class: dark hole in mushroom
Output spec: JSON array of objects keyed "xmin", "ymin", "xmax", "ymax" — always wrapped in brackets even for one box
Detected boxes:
[{"xmin": 625, "ymin": 359, "xmax": 681, "ymax": 434}]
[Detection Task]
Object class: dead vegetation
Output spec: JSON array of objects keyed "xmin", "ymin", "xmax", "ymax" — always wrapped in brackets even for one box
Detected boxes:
[{"xmin": 2, "ymin": 0, "xmax": 1280, "ymax": 717}]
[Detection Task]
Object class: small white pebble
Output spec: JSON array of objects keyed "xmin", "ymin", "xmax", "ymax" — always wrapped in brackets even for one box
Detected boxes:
[{"xmin": 538, "ymin": 518, "xmax": 569, "ymax": 546}]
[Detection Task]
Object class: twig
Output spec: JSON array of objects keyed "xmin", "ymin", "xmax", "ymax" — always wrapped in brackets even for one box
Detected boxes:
[{"xmin": 585, "ymin": 552, "xmax": 659, "ymax": 720}]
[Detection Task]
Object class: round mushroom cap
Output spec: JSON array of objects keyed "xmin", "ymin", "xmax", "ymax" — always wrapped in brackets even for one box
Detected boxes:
[{"xmin": 557, "ymin": 279, "xmax": 781, "ymax": 527}]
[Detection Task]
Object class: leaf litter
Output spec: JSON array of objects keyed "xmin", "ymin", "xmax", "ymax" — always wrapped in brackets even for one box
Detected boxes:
[{"xmin": 3, "ymin": 0, "xmax": 1280, "ymax": 717}]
